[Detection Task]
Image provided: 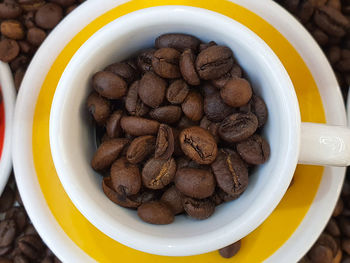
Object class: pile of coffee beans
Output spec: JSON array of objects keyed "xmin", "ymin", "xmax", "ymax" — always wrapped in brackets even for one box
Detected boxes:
[
  {"xmin": 0, "ymin": 0, "xmax": 85, "ymax": 91},
  {"xmin": 87, "ymin": 33, "xmax": 270, "ymax": 225}
]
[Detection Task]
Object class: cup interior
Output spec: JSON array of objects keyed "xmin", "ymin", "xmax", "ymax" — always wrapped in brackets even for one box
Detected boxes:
[{"xmin": 50, "ymin": 6, "xmax": 300, "ymax": 256}]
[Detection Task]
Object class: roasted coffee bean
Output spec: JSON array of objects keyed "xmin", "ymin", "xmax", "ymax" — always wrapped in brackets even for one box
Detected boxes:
[
  {"xmin": 166, "ymin": 79, "xmax": 189, "ymax": 104},
  {"xmin": 333, "ymin": 198, "xmax": 344, "ymax": 217},
  {"xmin": 342, "ymin": 239, "xmax": 350, "ymax": 255},
  {"xmin": 142, "ymin": 158, "xmax": 176, "ymax": 189},
  {"xmin": 196, "ymin": 45, "xmax": 234, "ymax": 80},
  {"xmin": 0, "ymin": 219, "xmax": 16, "ymax": 247},
  {"xmin": 155, "ymin": 33, "xmax": 200, "ymax": 52},
  {"xmin": 26, "ymin": 27, "xmax": 46, "ymax": 46},
  {"xmin": 105, "ymin": 62, "xmax": 139, "ymax": 84},
  {"xmin": 138, "ymin": 72, "xmax": 166, "ymax": 108},
  {"xmin": 328, "ymin": 46, "xmax": 341, "ymax": 64},
  {"xmin": 19, "ymin": 0, "xmax": 46, "ymax": 12},
  {"xmin": 199, "ymin": 41, "xmax": 217, "ymax": 52},
  {"xmin": 160, "ymin": 186, "xmax": 183, "ymax": 215},
  {"xmin": 182, "ymin": 197, "xmax": 215, "ymax": 220},
  {"xmin": 177, "ymin": 116, "xmax": 199, "ymax": 129},
  {"xmin": 18, "ymin": 235, "xmax": 44, "ymax": 260},
  {"xmin": 326, "ymin": 218, "xmax": 341, "ymax": 237},
  {"xmin": 129, "ymin": 189, "xmax": 160, "ymax": 205},
  {"xmin": 1, "ymin": 20, "xmax": 25, "ymax": 40},
  {"xmin": 125, "ymin": 81, "xmax": 149, "ymax": 117},
  {"xmin": 217, "ymin": 188, "xmax": 242, "ymax": 202},
  {"xmin": 333, "ymin": 248, "xmax": 342, "ymax": 263},
  {"xmin": 236, "ymin": 135, "xmax": 270, "ymax": 165},
  {"xmin": 327, "ymin": 0, "xmax": 341, "ymax": 10},
  {"xmin": 211, "ymin": 64, "xmax": 243, "ymax": 89},
  {"xmin": 297, "ymin": 0, "xmax": 316, "ymax": 23},
  {"xmin": 137, "ymin": 201, "xmax": 174, "ymax": 224},
  {"xmin": 181, "ymin": 91, "xmax": 203, "ymax": 121},
  {"xmin": 314, "ymin": 6, "xmax": 349, "ymax": 37},
  {"xmin": 87, "ymin": 92, "xmax": 110, "ymax": 125},
  {"xmin": 66, "ymin": 4, "xmax": 77, "ymax": 15},
  {"xmin": 219, "ymin": 112, "xmax": 258, "ymax": 143},
  {"xmin": 179, "ymin": 48, "xmax": 200, "ymax": 85},
  {"xmin": 149, "ymin": 106, "xmax": 182, "ymax": 124},
  {"xmin": 5, "ymin": 207, "xmax": 27, "ymax": 232},
  {"xmin": 106, "ymin": 110, "xmax": 123, "ymax": 138},
  {"xmin": 24, "ymin": 224, "xmax": 38, "ymax": 236},
  {"xmin": 317, "ymin": 233, "xmax": 338, "ymax": 256},
  {"xmin": 251, "ymin": 95, "xmax": 268, "ymax": 127},
  {"xmin": 10, "ymin": 55, "xmax": 28, "ymax": 71},
  {"xmin": 338, "ymin": 216, "xmax": 350, "ymax": 237},
  {"xmin": 152, "ymin": 47, "xmax": 181, "ymax": 79},
  {"xmin": 342, "ymin": 180, "xmax": 350, "ymax": 197},
  {"xmin": 126, "ymin": 136, "xmax": 156, "ymax": 164},
  {"xmin": 211, "ymin": 149, "xmax": 249, "ymax": 196},
  {"xmin": 221, "ymin": 78, "xmax": 252, "ymax": 107},
  {"xmin": 204, "ymin": 91, "xmax": 232, "ymax": 122},
  {"xmin": 218, "ymin": 240, "xmax": 241, "ymax": 258},
  {"xmin": 199, "ymin": 116, "xmax": 220, "ymax": 142},
  {"xmin": 0, "ymin": 1, "xmax": 22, "ymax": 19},
  {"xmin": 0, "ymin": 39, "xmax": 19, "ymax": 62},
  {"xmin": 102, "ymin": 177, "xmax": 140, "ymax": 208},
  {"xmin": 137, "ymin": 48, "xmax": 155, "ymax": 73},
  {"xmin": 50, "ymin": 0, "xmax": 77, "ymax": 7},
  {"xmin": 336, "ymin": 58, "xmax": 350, "ymax": 72},
  {"xmin": 110, "ymin": 157, "xmax": 141, "ymax": 196},
  {"xmin": 93, "ymin": 71, "xmax": 127, "ymax": 99},
  {"xmin": 35, "ymin": 3, "xmax": 63, "ymax": 29},
  {"xmin": 91, "ymin": 138, "xmax": 129, "ymax": 171},
  {"xmin": 120, "ymin": 116, "xmax": 160, "ymax": 136},
  {"xmin": 180, "ymin": 126, "xmax": 218, "ymax": 164},
  {"xmin": 309, "ymin": 244, "xmax": 333, "ymax": 263},
  {"xmin": 175, "ymin": 168, "xmax": 215, "ymax": 199},
  {"xmin": 13, "ymin": 255, "xmax": 28, "ymax": 263},
  {"xmin": 155, "ymin": 124, "xmax": 174, "ymax": 160},
  {"xmin": 312, "ymin": 27, "xmax": 329, "ymax": 46},
  {"xmin": 21, "ymin": 11, "xmax": 35, "ymax": 29},
  {"xmin": 0, "ymin": 186, "xmax": 15, "ymax": 213}
]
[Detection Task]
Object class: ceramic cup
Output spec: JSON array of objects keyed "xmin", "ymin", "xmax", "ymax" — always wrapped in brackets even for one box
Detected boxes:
[
  {"xmin": 49, "ymin": 6, "xmax": 350, "ymax": 256},
  {"xmin": 0, "ymin": 61, "xmax": 15, "ymax": 195}
]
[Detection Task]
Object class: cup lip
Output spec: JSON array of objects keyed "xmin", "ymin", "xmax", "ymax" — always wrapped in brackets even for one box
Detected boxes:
[
  {"xmin": 50, "ymin": 5, "xmax": 301, "ymax": 256},
  {"xmin": 0, "ymin": 61, "xmax": 15, "ymax": 195}
]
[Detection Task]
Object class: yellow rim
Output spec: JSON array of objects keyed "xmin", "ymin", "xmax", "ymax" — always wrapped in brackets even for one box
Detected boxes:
[{"xmin": 32, "ymin": 0, "xmax": 325, "ymax": 262}]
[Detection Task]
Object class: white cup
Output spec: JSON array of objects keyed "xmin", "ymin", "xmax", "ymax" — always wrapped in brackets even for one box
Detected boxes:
[{"xmin": 50, "ymin": 6, "xmax": 350, "ymax": 256}]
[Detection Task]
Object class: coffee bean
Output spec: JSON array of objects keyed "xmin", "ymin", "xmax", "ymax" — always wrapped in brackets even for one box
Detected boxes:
[
  {"xmin": 65, "ymin": 4, "xmax": 77, "ymax": 15},
  {"xmin": 336, "ymin": 58, "xmax": 350, "ymax": 72},
  {"xmin": 0, "ymin": 39, "xmax": 19, "ymax": 62},
  {"xmin": 175, "ymin": 168, "xmax": 215, "ymax": 199},
  {"xmin": 0, "ymin": 219, "xmax": 16, "ymax": 247},
  {"xmin": 142, "ymin": 158, "xmax": 176, "ymax": 189},
  {"xmin": 125, "ymin": 81, "xmax": 149, "ymax": 117},
  {"xmin": 251, "ymin": 95, "xmax": 268, "ymax": 127},
  {"xmin": 328, "ymin": 46, "xmax": 341, "ymax": 64},
  {"xmin": 105, "ymin": 62, "xmax": 139, "ymax": 84},
  {"xmin": 317, "ymin": 233, "xmax": 338, "ymax": 256},
  {"xmin": 204, "ymin": 91, "xmax": 232, "ymax": 122},
  {"xmin": 326, "ymin": 218, "xmax": 341, "ymax": 237},
  {"xmin": 24, "ymin": 224, "xmax": 38, "ymax": 236},
  {"xmin": 181, "ymin": 91, "xmax": 203, "ymax": 121},
  {"xmin": 155, "ymin": 33, "xmax": 200, "ymax": 52},
  {"xmin": 137, "ymin": 48, "xmax": 155, "ymax": 73},
  {"xmin": 21, "ymin": 11, "xmax": 35, "ymax": 29},
  {"xmin": 333, "ymin": 198, "xmax": 344, "ymax": 217},
  {"xmin": 49, "ymin": 0, "xmax": 76, "ymax": 7},
  {"xmin": 217, "ymin": 188, "xmax": 242, "ymax": 202},
  {"xmin": 342, "ymin": 180, "xmax": 350, "ymax": 197},
  {"xmin": 221, "ymin": 78, "xmax": 252, "ymax": 107},
  {"xmin": 152, "ymin": 47, "xmax": 181, "ymax": 79},
  {"xmin": 166, "ymin": 79, "xmax": 189, "ymax": 104},
  {"xmin": 309, "ymin": 244, "xmax": 333, "ymax": 263},
  {"xmin": 338, "ymin": 216, "xmax": 350, "ymax": 237},
  {"xmin": 0, "ymin": 1, "xmax": 22, "ymax": 19},
  {"xmin": 138, "ymin": 72, "xmax": 166, "ymax": 108},
  {"xmin": 106, "ymin": 110, "xmax": 123, "ymax": 138},
  {"xmin": 343, "ymin": 239, "xmax": 350, "ymax": 255},
  {"xmin": 0, "ymin": 186, "xmax": 15, "ymax": 213},
  {"xmin": 5, "ymin": 207, "xmax": 27, "ymax": 232},
  {"xmin": 297, "ymin": 0, "xmax": 316, "ymax": 23},
  {"xmin": 211, "ymin": 149, "xmax": 249, "ymax": 196},
  {"xmin": 199, "ymin": 41, "xmax": 217, "ymax": 52},
  {"xmin": 13, "ymin": 255, "xmax": 28, "ymax": 263},
  {"xmin": 196, "ymin": 45, "xmax": 234, "ymax": 80},
  {"xmin": 177, "ymin": 116, "xmax": 199, "ymax": 130},
  {"xmin": 327, "ymin": 0, "xmax": 341, "ymax": 10},
  {"xmin": 333, "ymin": 248, "xmax": 342, "ymax": 263},
  {"xmin": 218, "ymin": 240, "xmax": 241, "ymax": 258},
  {"xmin": 179, "ymin": 126, "xmax": 218, "ymax": 165},
  {"xmin": 18, "ymin": 235, "xmax": 44, "ymax": 260},
  {"xmin": 149, "ymin": 106, "xmax": 182, "ymax": 124},
  {"xmin": 312, "ymin": 28, "xmax": 329, "ymax": 46},
  {"xmin": 182, "ymin": 197, "xmax": 215, "ymax": 220},
  {"xmin": 1, "ymin": 20, "xmax": 25, "ymax": 40},
  {"xmin": 172, "ymin": 128, "xmax": 184, "ymax": 157},
  {"xmin": 91, "ymin": 138, "xmax": 129, "ymax": 171},
  {"xmin": 35, "ymin": 3, "xmax": 63, "ymax": 29},
  {"xmin": 199, "ymin": 116, "xmax": 220, "ymax": 142},
  {"xmin": 126, "ymin": 136, "xmax": 155, "ymax": 164},
  {"xmin": 237, "ymin": 134, "xmax": 270, "ymax": 165},
  {"xmin": 102, "ymin": 177, "xmax": 140, "ymax": 208},
  {"xmin": 155, "ymin": 124, "xmax": 174, "ymax": 160},
  {"xmin": 18, "ymin": 40, "xmax": 32, "ymax": 54},
  {"xmin": 137, "ymin": 201, "xmax": 174, "ymax": 224},
  {"xmin": 211, "ymin": 64, "xmax": 243, "ymax": 89},
  {"xmin": 86, "ymin": 92, "xmax": 110, "ymax": 125},
  {"xmin": 219, "ymin": 112, "xmax": 258, "ymax": 143},
  {"xmin": 93, "ymin": 71, "xmax": 127, "ymax": 99},
  {"xmin": 110, "ymin": 157, "xmax": 141, "ymax": 196},
  {"xmin": 19, "ymin": 0, "xmax": 46, "ymax": 12},
  {"xmin": 314, "ymin": 6, "xmax": 349, "ymax": 37},
  {"xmin": 26, "ymin": 27, "xmax": 46, "ymax": 46},
  {"xmin": 179, "ymin": 48, "xmax": 200, "ymax": 85},
  {"xmin": 120, "ymin": 116, "xmax": 160, "ymax": 136},
  {"xmin": 160, "ymin": 186, "xmax": 183, "ymax": 215},
  {"xmin": 10, "ymin": 55, "xmax": 28, "ymax": 71}
]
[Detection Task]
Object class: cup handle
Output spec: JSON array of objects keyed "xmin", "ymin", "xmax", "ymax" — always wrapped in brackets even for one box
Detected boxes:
[{"xmin": 299, "ymin": 122, "xmax": 350, "ymax": 166}]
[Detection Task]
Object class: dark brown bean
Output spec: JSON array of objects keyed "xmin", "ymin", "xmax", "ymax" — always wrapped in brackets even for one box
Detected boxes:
[
  {"xmin": 152, "ymin": 47, "xmax": 181, "ymax": 79},
  {"xmin": 18, "ymin": 235, "xmax": 44, "ymax": 260},
  {"xmin": 155, "ymin": 33, "xmax": 200, "ymax": 52},
  {"xmin": 199, "ymin": 116, "xmax": 220, "ymax": 142},
  {"xmin": 155, "ymin": 124, "xmax": 174, "ymax": 160},
  {"xmin": 251, "ymin": 95, "xmax": 268, "ymax": 127},
  {"xmin": 0, "ymin": 39, "xmax": 19, "ymax": 62},
  {"xmin": 111, "ymin": 157, "xmax": 141, "ymax": 196},
  {"xmin": 86, "ymin": 92, "xmax": 110, "ymax": 125},
  {"xmin": 211, "ymin": 64, "xmax": 243, "ymax": 89},
  {"xmin": 142, "ymin": 158, "xmax": 176, "ymax": 189},
  {"xmin": 317, "ymin": 233, "xmax": 338, "ymax": 256},
  {"xmin": 309, "ymin": 244, "xmax": 333, "ymax": 263},
  {"xmin": 236, "ymin": 135, "xmax": 270, "ymax": 165},
  {"xmin": 1, "ymin": 20, "xmax": 24, "ymax": 40},
  {"xmin": 125, "ymin": 81, "xmax": 149, "ymax": 117},
  {"xmin": 91, "ymin": 138, "xmax": 129, "ymax": 171},
  {"xmin": 49, "ymin": 0, "xmax": 77, "ymax": 7},
  {"xmin": 326, "ymin": 218, "xmax": 341, "ymax": 237},
  {"xmin": 342, "ymin": 239, "xmax": 350, "ymax": 255},
  {"xmin": 0, "ymin": 1, "xmax": 22, "ymax": 19},
  {"xmin": 175, "ymin": 168, "xmax": 215, "ymax": 199},
  {"xmin": 35, "ymin": 3, "xmax": 63, "ymax": 29},
  {"xmin": 149, "ymin": 106, "xmax": 182, "ymax": 124},
  {"xmin": 138, "ymin": 72, "xmax": 167, "ymax": 108},
  {"xmin": 93, "ymin": 71, "xmax": 127, "ymax": 99},
  {"xmin": 333, "ymin": 198, "xmax": 344, "ymax": 217},
  {"xmin": 204, "ymin": 91, "xmax": 232, "ymax": 122},
  {"xmin": 137, "ymin": 48, "xmax": 156, "ymax": 73},
  {"xmin": 314, "ymin": 6, "xmax": 349, "ymax": 37},
  {"xmin": 137, "ymin": 201, "xmax": 174, "ymax": 224},
  {"xmin": 106, "ymin": 110, "xmax": 123, "ymax": 138},
  {"xmin": 221, "ymin": 78, "xmax": 252, "ymax": 107},
  {"xmin": 120, "ymin": 116, "xmax": 160, "ymax": 136},
  {"xmin": 0, "ymin": 186, "xmax": 15, "ymax": 213},
  {"xmin": 26, "ymin": 27, "xmax": 46, "ymax": 46},
  {"xmin": 105, "ymin": 62, "xmax": 139, "ymax": 84},
  {"xmin": 181, "ymin": 91, "xmax": 203, "ymax": 121},
  {"xmin": 199, "ymin": 41, "xmax": 217, "ymax": 52},
  {"xmin": 5, "ymin": 207, "xmax": 27, "ymax": 232},
  {"xmin": 179, "ymin": 48, "xmax": 200, "ymax": 85},
  {"xmin": 160, "ymin": 186, "xmax": 183, "ymax": 215},
  {"xmin": 338, "ymin": 216, "xmax": 350, "ymax": 237},
  {"xmin": 166, "ymin": 79, "xmax": 189, "ymax": 104},
  {"xmin": 182, "ymin": 197, "xmax": 215, "ymax": 220},
  {"xmin": 0, "ymin": 219, "xmax": 16, "ymax": 247},
  {"xmin": 218, "ymin": 240, "xmax": 241, "ymax": 258},
  {"xmin": 126, "ymin": 136, "xmax": 156, "ymax": 164}
]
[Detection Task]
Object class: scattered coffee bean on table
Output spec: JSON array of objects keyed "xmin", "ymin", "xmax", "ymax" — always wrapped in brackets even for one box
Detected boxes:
[{"xmin": 87, "ymin": 33, "xmax": 270, "ymax": 229}]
